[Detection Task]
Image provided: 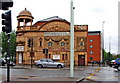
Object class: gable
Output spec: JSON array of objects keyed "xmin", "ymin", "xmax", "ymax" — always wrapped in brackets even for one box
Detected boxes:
[{"xmin": 39, "ymin": 20, "xmax": 70, "ymax": 32}]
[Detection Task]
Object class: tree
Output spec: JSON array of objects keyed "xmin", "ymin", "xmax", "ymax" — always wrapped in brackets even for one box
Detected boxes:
[
  {"xmin": 103, "ymin": 49, "xmax": 115, "ymax": 61},
  {"xmin": 10, "ymin": 30, "xmax": 16, "ymax": 61},
  {"xmin": 117, "ymin": 54, "xmax": 120, "ymax": 58},
  {"xmin": 1, "ymin": 32, "xmax": 8, "ymax": 57},
  {"xmin": 1, "ymin": 31, "xmax": 16, "ymax": 61}
]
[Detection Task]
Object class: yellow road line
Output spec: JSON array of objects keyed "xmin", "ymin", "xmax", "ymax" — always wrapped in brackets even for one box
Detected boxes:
[{"xmin": 86, "ymin": 67, "xmax": 101, "ymax": 80}]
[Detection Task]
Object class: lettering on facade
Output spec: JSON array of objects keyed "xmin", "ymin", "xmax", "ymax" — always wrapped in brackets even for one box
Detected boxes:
[
  {"xmin": 53, "ymin": 55, "xmax": 60, "ymax": 60},
  {"xmin": 44, "ymin": 32, "xmax": 69, "ymax": 36}
]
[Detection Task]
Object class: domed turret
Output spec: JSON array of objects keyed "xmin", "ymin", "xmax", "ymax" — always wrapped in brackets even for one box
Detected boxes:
[{"xmin": 17, "ymin": 8, "xmax": 34, "ymax": 26}]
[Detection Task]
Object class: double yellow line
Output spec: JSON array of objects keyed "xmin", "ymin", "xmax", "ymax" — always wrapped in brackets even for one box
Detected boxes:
[{"xmin": 86, "ymin": 67, "xmax": 101, "ymax": 80}]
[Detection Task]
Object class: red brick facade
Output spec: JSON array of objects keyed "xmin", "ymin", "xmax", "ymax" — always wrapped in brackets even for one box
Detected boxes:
[{"xmin": 87, "ymin": 32, "xmax": 101, "ymax": 63}]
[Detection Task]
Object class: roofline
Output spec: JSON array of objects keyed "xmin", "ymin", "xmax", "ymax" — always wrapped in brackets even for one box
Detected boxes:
[{"xmin": 88, "ymin": 31, "xmax": 101, "ymax": 33}]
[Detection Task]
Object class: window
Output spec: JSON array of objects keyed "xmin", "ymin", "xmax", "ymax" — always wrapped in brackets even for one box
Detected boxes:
[
  {"xmin": 90, "ymin": 45, "xmax": 93, "ymax": 48},
  {"xmin": 90, "ymin": 51, "xmax": 93, "ymax": 54},
  {"xmin": 80, "ymin": 42, "xmax": 83, "ymax": 46},
  {"xmin": 48, "ymin": 42, "xmax": 52, "ymax": 46},
  {"xmin": 90, "ymin": 57, "xmax": 93, "ymax": 60},
  {"xmin": 90, "ymin": 39, "xmax": 93, "ymax": 42},
  {"xmin": 117, "ymin": 59, "xmax": 120, "ymax": 62},
  {"xmin": 65, "ymin": 54, "xmax": 67, "ymax": 60},
  {"xmin": 49, "ymin": 54, "xmax": 51, "ymax": 59},
  {"xmin": 40, "ymin": 41, "xmax": 42, "ymax": 47},
  {"xmin": 62, "ymin": 54, "xmax": 64, "ymax": 60},
  {"xmin": 61, "ymin": 42, "xmax": 65, "ymax": 46},
  {"xmin": 41, "ymin": 59, "xmax": 46, "ymax": 62},
  {"xmin": 47, "ymin": 59, "xmax": 53, "ymax": 62}
]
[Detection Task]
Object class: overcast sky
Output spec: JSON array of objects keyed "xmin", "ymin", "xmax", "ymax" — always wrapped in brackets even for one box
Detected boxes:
[{"xmin": 0, "ymin": 0, "xmax": 119, "ymax": 54}]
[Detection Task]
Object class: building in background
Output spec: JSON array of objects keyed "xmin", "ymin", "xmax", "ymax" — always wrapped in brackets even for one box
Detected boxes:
[
  {"xmin": 16, "ymin": 8, "xmax": 88, "ymax": 66},
  {"xmin": 16, "ymin": 8, "xmax": 102, "ymax": 66},
  {"xmin": 87, "ymin": 31, "xmax": 101, "ymax": 63}
]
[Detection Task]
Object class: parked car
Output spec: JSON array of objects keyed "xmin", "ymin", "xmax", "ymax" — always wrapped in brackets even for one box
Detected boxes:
[
  {"xmin": 113, "ymin": 58, "xmax": 120, "ymax": 71},
  {"xmin": 34, "ymin": 58, "xmax": 65, "ymax": 68},
  {"xmin": 0, "ymin": 58, "xmax": 15, "ymax": 66},
  {"xmin": 0, "ymin": 58, "xmax": 6, "ymax": 66},
  {"xmin": 109, "ymin": 60, "xmax": 115, "ymax": 67},
  {"xmin": 9, "ymin": 61, "xmax": 16, "ymax": 66}
]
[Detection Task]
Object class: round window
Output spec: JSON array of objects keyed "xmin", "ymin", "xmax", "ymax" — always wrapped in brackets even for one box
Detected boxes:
[
  {"xmin": 61, "ymin": 42, "xmax": 65, "ymax": 46},
  {"xmin": 48, "ymin": 42, "xmax": 52, "ymax": 46},
  {"xmin": 80, "ymin": 42, "xmax": 83, "ymax": 46}
]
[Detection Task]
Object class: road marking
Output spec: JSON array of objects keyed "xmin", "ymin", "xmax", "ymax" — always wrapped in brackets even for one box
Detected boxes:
[{"xmin": 86, "ymin": 67, "xmax": 101, "ymax": 80}]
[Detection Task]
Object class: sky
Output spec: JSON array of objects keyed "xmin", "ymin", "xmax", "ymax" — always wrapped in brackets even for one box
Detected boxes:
[{"xmin": 0, "ymin": 0, "xmax": 119, "ymax": 54}]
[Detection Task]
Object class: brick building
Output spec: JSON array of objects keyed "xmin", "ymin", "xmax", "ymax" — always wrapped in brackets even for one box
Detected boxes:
[
  {"xmin": 16, "ymin": 8, "xmax": 101, "ymax": 66},
  {"xmin": 87, "ymin": 31, "xmax": 101, "ymax": 63}
]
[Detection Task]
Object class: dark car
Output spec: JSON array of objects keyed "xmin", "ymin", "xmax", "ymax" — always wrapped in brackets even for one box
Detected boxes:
[
  {"xmin": 0, "ymin": 58, "xmax": 6, "ymax": 66},
  {"xmin": 0, "ymin": 58, "xmax": 15, "ymax": 66},
  {"xmin": 34, "ymin": 58, "xmax": 65, "ymax": 68},
  {"xmin": 109, "ymin": 60, "xmax": 115, "ymax": 67},
  {"xmin": 113, "ymin": 58, "xmax": 120, "ymax": 71}
]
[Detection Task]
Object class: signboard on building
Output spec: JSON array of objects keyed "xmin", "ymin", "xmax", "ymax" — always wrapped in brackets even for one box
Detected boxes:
[
  {"xmin": 53, "ymin": 55, "xmax": 60, "ymax": 60},
  {"xmin": 44, "ymin": 32, "xmax": 69, "ymax": 36},
  {"xmin": 16, "ymin": 46, "xmax": 24, "ymax": 51}
]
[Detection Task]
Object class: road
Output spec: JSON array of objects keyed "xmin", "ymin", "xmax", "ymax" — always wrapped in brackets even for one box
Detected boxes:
[{"xmin": 0, "ymin": 66, "xmax": 120, "ymax": 82}]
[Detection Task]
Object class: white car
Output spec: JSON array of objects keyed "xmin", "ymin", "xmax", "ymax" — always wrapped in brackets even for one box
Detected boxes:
[{"xmin": 34, "ymin": 58, "xmax": 65, "ymax": 68}]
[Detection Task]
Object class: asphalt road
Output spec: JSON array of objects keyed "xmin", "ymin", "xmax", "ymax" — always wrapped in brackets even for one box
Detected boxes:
[{"xmin": 0, "ymin": 66, "xmax": 120, "ymax": 82}]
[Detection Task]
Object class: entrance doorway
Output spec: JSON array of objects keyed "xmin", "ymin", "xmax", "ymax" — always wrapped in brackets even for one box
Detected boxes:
[
  {"xmin": 18, "ymin": 53, "xmax": 23, "ymax": 64},
  {"xmin": 78, "ymin": 55, "xmax": 85, "ymax": 66}
]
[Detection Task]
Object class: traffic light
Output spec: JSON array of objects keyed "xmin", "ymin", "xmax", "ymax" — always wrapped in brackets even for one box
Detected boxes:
[
  {"xmin": 46, "ymin": 49, "xmax": 48, "ymax": 54},
  {"xmin": 27, "ymin": 39, "xmax": 31, "ymax": 47},
  {"xmin": 1, "ymin": 0, "xmax": 13, "ymax": 10},
  {"xmin": 43, "ymin": 48, "xmax": 48, "ymax": 54},
  {"xmin": 43, "ymin": 49, "xmax": 45, "ymax": 54},
  {"xmin": 2, "ymin": 10, "xmax": 12, "ymax": 33}
]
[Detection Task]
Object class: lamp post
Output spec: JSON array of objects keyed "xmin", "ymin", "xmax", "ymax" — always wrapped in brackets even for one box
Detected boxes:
[
  {"xmin": 109, "ymin": 36, "xmax": 111, "ymax": 63},
  {"xmin": 70, "ymin": 0, "xmax": 74, "ymax": 77},
  {"xmin": 102, "ymin": 21, "xmax": 105, "ymax": 65}
]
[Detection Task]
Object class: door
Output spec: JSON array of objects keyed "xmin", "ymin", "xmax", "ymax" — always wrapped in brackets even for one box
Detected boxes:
[
  {"xmin": 19, "ymin": 53, "xmax": 23, "ymax": 64},
  {"xmin": 78, "ymin": 55, "xmax": 85, "ymax": 66},
  {"xmin": 46, "ymin": 59, "xmax": 56, "ymax": 67}
]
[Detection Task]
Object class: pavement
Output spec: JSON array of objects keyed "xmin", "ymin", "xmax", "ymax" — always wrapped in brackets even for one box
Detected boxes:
[{"xmin": 0, "ymin": 64, "xmax": 104, "ymax": 83}]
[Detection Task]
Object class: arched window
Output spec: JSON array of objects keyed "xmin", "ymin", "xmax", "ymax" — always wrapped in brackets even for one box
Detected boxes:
[
  {"xmin": 48, "ymin": 42, "xmax": 52, "ymax": 46},
  {"xmin": 80, "ymin": 42, "xmax": 84, "ymax": 46},
  {"xmin": 61, "ymin": 42, "xmax": 65, "ymax": 46}
]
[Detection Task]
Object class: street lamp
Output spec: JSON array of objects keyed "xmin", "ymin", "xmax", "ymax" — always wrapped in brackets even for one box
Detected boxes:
[
  {"xmin": 102, "ymin": 21, "xmax": 105, "ymax": 65},
  {"xmin": 70, "ymin": 0, "xmax": 74, "ymax": 77}
]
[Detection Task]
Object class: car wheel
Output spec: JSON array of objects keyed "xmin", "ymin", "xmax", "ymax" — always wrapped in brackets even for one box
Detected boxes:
[
  {"xmin": 37, "ymin": 64, "xmax": 43, "ymax": 68},
  {"xmin": 117, "ymin": 66, "xmax": 120, "ymax": 71},
  {"xmin": 57, "ymin": 65, "xmax": 62, "ymax": 69}
]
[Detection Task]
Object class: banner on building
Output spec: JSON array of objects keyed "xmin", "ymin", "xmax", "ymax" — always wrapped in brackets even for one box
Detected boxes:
[
  {"xmin": 16, "ymin": 46, "xmax": 24, "ymax": 51},
  {"xmin": 53, "ymin": 55, "xmax": 60, "ymax": 60}
]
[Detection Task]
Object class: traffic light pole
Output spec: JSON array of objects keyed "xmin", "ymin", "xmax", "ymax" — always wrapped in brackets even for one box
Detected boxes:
[
  {"xmin": 31, "ymin": 38, "xmax": 33, "ymax": 68},
  {"xmin": 7, "ymin": 33, "xmax": 10, "ymax": 82}
]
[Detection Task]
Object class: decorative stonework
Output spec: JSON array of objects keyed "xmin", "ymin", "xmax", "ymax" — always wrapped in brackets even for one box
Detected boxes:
[
  {"xmin": 40, "ymin": 21, "xmax": 70, "ymax": 32},
  {"xmin": 44, "ymin": 36, "xmax": 69, "ymax": 52},
  {"xmin": 76, "ymin": 37, "xmax": 87, "ymax": 51}
]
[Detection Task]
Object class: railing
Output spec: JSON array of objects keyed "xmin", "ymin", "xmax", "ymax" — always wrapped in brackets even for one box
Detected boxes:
[{"xmin": 17, "ymin": 26, "xmax": 38, "ymax": 31}]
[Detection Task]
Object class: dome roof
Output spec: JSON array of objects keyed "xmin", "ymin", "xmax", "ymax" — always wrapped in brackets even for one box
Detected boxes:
[{"xmin": 18, "ymin": 8, "xmax": 32, "ymax": 17}]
